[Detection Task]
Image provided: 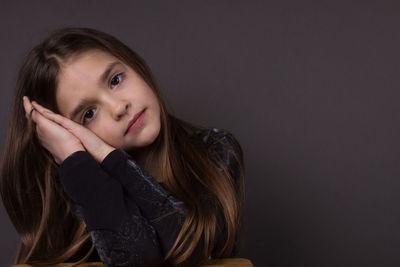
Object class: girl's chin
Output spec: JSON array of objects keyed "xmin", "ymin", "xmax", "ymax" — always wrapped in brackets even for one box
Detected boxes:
[{"xmin": 122, "ymin": 119, "xmax": 161, "ymax": 148}]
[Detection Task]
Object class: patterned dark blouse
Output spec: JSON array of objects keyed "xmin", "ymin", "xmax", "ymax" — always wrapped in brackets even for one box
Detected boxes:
[{"xmin": 59, "ymin": 128, "xmax": 244, "ymax": 267}]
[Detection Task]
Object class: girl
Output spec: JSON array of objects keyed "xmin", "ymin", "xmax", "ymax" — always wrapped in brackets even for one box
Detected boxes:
[{"xmin": 0, "ymin": 27, "xmax": 246, "ymax": 267}]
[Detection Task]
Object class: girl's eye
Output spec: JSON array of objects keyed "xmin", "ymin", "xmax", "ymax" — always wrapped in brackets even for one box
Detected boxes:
[
  {"xmin": 81, "ymin": 107, "xmax": 96, "ymax": 125},
  {"xmin": 110, "ymin": 73, "xmax": 123, "ymax": 88}
]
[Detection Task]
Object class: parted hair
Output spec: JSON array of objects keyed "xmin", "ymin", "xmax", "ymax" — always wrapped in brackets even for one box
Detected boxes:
[{"xmin": 0, "ymin": 27, "xmax": 245, "ymax": 266}]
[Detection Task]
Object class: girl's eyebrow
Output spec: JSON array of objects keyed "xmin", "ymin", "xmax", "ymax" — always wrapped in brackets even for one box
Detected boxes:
[
  {"xmin": 69, "ymin": 98, "xmax": 96, "ymax": 120},
  {"xmin": 99, "ymin": 61, "xmax": 123, "ymax": 86},
  {"xmin": 68, "ymin": 61, "xmax": 123, "ymax": 120}
]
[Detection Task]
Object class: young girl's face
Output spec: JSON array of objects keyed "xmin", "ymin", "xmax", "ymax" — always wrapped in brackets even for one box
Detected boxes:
[{"xmin": 55, "ymin": 49, "xmax": 161, "ymax": 152}]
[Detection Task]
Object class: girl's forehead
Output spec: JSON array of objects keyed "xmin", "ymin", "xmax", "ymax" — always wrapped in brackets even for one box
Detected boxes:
[
  {"xmin": 58, "ymin": 50, "xmax": 124, "ymax": 86},
  {"xmin": 61, "ymin": 49, "xmax": 119, "ymax": 70}
]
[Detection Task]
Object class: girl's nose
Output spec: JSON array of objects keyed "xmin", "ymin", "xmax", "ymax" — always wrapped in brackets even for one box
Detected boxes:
[{"xmin": 110, "ymin": 98, "xmax": 130, "ymax": 120}]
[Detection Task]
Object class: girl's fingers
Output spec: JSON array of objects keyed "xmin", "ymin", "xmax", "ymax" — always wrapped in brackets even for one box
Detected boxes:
[
  {"xmin": 22, "ymin": 96, "xmax": 35, "ymax": 120},
  {"xmin": 31, "ymin": 101, "xmax": 75, "ymax": 130},
  {"xmin": 31, "ymin": 101, "xmax": 89, "ymax": 146},
  {"xmin": 31, "ymin": 101, "xmax": 53, "ymax": 115}
]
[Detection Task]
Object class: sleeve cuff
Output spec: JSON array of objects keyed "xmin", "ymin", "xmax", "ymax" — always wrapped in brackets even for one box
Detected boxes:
[
  {"xmin": 100, "ymin": 148, "xmax": 134, "ymax": 176},
  {"xmin": 100, "ymin": 148, "xmax": 124, "ymax": 167},
  {"xmin": 59, "ymin": 150, "xmax": 89, "ymax": 174}
]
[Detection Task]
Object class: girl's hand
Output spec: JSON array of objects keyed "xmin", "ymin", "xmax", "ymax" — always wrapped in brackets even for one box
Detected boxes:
[{"xmin": 23, "ymin": 96, "xmax": 115, "ymax": 164}]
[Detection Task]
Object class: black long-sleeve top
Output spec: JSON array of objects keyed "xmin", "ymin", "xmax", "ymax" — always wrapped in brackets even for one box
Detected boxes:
[{"xmin": 60, "ymin": 128, "xmax": 243, "ymax": 267}]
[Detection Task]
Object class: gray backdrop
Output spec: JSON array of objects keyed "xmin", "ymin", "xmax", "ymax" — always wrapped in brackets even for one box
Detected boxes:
[{"xmin": 1, "ymin": 1, "xmax": 400, "ymax": 266}]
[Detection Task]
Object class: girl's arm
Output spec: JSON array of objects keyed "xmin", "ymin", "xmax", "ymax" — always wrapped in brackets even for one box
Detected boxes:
[
  {"xmin": 96, "ymin": 128, "xmax": 243, "ymax": 262},
  {"xmin": 59, "ymin": 149, "xmax": 202, "ymax": 266},
  {"xmin": 59, "ymin": 128, "xmax": 243, "ymax": 267},
  {"xmin": 99, "ymin": 148, "xmax": 189, "ymax": 258},
  {"xmin": 59, "ymin": 151, "xmax": 164, "ymax": 267}
]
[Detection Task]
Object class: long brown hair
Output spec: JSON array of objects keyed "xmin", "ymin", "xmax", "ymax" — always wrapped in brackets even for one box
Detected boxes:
[{"xmin": 0, "ymin": 27, "xmax": 245, "ymax": 266}]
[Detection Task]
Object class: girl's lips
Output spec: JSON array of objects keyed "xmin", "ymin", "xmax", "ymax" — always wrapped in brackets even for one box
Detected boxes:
[{"xmin": 125, "ymin": 109, "xmax": 146, "ymax": 135}]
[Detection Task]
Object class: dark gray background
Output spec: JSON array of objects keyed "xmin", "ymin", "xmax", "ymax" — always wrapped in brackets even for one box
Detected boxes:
[{"xmin": 1, "ymin": 1, "xmax": 400, "ymax": 266}]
